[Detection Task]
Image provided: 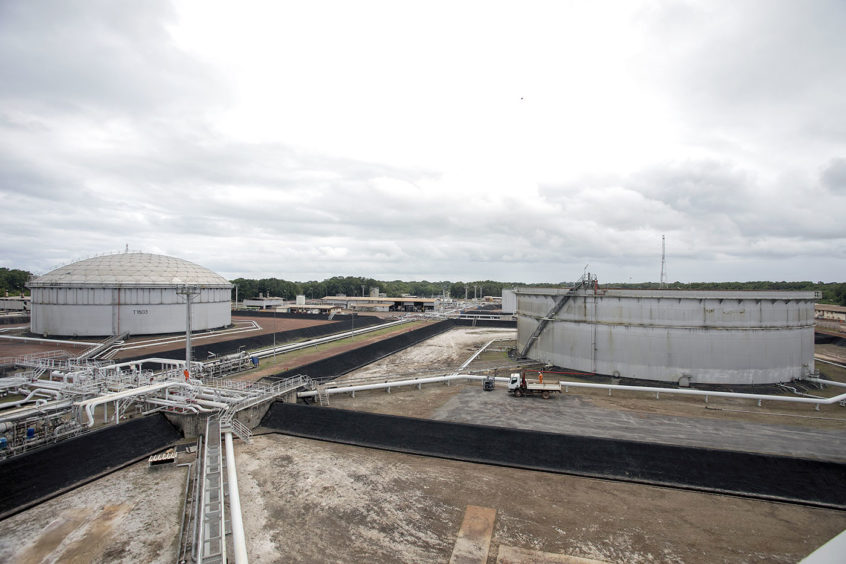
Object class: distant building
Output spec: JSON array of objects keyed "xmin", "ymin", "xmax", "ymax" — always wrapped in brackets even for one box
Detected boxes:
[
  {"xmin": 0, "ymin": 296, "xmax": 30, "ymax": 312},
  {"xmin": 243, "ymin": 296, "xmax": 286, "ymax": 309},
  {"xmin": 815, "ymin": 304, "xmax": 846, "ymax": 322},
  {"xmin": 321, "ymin": 295, "xmax": 437, "ymax": 312}
]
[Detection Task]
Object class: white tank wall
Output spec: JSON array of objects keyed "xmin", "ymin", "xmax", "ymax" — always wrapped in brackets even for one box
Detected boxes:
[
  {"xmin": 30, "ymin": 286, "xmax": 231, "ymax": 336},
  {"xmin": 501, "ymin": 289, "xmax": 517, "ymax": 314},
  {"xmin": 516, "ymin": 289, "xmax": 816, "ymax": 385}
]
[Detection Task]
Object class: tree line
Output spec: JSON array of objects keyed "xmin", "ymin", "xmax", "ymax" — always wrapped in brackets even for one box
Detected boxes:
[
  {"xmin": 229, "ymin": 276, "xmax": 543, "ymax": 302},
  {"xmin": 3, "ymin": 267, "xmax": 845, "ymax": 306},
  {"xmin": 230, "ymin": 275, "xmax": 846, "ymax": 306},
  {"xmin": 0, "ymin": 268, "xmax": 31, "ymax": 296}
]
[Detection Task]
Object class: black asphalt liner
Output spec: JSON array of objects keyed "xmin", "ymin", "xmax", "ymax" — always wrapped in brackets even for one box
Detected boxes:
[
  {"xmin": 452, "ymin": 319, "xmax": 515, "ymax": 328},
  {"xmin": 263, "ymin": 320, "xmax": 455, "ymax": 382},
  {"xmin": 0, "ymin": 414, "xmax": 182, "ymax": 521},
  {"xmin": 262, "ymin": 403, "xmax": 846, "ymax": 510}
]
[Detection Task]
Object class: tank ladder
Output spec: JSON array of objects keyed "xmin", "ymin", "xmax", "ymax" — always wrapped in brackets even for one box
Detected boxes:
[{"xmin": 519, "ymin": 276, "xmax": 591, "ymax": 359}]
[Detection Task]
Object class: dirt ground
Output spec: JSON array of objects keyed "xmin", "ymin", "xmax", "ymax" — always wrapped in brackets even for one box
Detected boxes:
[
  {"xmin": 237, "ymin": 433, "xmax": 846, "ymax": 564},
  {"xmin": 0, "ymin": 459, "xmax": 185, "ymax": 563},
  {"xmin": 0, "ymin": 340, "xmax": 91, "ymax": 360},
  {"xmin": 111, "ymin": 315, "xmax": 336, "ymax": 359},
  {"xmin": 336, "ymin": 327, "xmax": 518, "ymax": 380}
]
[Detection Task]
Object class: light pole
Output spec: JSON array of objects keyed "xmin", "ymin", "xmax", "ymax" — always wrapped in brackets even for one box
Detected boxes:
[{"xmin": 177, "ymin": 285, "xmax": 201, "ymax": 379}]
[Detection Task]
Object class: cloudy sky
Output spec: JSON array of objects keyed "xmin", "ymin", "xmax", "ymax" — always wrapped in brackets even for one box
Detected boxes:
[{"xmin": 1, "ymin": 1, "xmax": 844, "ymax": 284}]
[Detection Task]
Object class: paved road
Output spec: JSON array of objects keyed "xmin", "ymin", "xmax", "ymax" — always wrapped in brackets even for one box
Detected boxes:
[{"xmin": 431, "ymin": 387, "xmax": 846, "ymax": 462}]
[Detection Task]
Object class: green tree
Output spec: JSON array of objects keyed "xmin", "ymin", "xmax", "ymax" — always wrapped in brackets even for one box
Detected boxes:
[{"xmin": 0, "ymin": 268, "xmax": 32, "ymax": 296}]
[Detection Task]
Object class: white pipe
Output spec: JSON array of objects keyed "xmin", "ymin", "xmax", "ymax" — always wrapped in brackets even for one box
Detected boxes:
[
  {"xmin": 153, "ymin": 395, "xmax": 228, "ymax": 411},
  {"xmin": 299, "ymin": 374, "xmax": 491, "ymax": 397},
  {"xmin": 252, "ymin": 318, "xmax": 410, "ymax": 359},
  {"xmin": 145, "ymin": 399, "xmax": 203, "ymax": 413},
  {"xmin": 814, "ymin": 358, "xmax": 846, "ymax": 369},
  {"xmin": 299, "ymin": 374, "xmax": 846, "ymax": 409},
  {"xmin": 108, "ymin": 358, "xmax": 186, "ymax": 370},
  {"xmin": 3, "ymin": 388, "xmax": 55, "ymax": 408},
  {"xmin": 224, "ymin": 432, "xmax": 249, "ymax": 564},
  {"xmin": 549, "ymin": 381, "xmax": 846, "ymax": 406},
  {"xmin": 192, "ymin": 398, "xmax": 230, "ymax": 410},
  {"xmin": 0, "ymin": 334, "xmax": 100, "ymax": 346},
  {"xmin": 146, "ymin": 399, "xmax": 201, "ymax": 413},
  {"xmin": 79, "ymin": 382, "xmax": 197, "ymax": 426},
  {"xmin": 805, "ymin": 377, "xmax": 846, "ymax": 389},
  {"xmin": 196, "ymin": 391, "xmax": 244, "ymax": 403}
]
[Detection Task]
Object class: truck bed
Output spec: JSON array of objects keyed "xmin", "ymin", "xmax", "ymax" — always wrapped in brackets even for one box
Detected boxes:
[{"xmin": 524, "ymin": 382, "xmax": 561, "ymax": 391}]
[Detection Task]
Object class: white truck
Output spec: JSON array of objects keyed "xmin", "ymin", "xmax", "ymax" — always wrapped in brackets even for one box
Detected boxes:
[{"xmin": 508, "ymin": 372, "xmax": 561, "ymax": 399}]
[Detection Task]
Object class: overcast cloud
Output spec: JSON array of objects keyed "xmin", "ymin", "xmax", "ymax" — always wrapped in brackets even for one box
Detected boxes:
[{"xmin": 1, "ymin": 0, "xmax": 844, "ymax": 283}]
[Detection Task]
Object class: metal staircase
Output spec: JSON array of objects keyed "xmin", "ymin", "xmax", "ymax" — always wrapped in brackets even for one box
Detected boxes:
[
  {"xmin": 197, "ymin": 417, "xmax": 226, "ymax": 563},
  {"xmin": 519, "ymin": 275, "xmax": 593, "ymax": 359},
  {"xmin": 75, "ymin": 332, "xmax": 129, "ymax": 361}
]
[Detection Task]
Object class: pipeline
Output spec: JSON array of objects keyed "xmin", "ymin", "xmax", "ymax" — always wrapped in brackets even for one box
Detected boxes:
[
  {"xmin": 299, "ymin": 374, "xmax": 500, "ymax": 398},
  {"xmin": 1, "ymin": 388, "xmax": 61, "ymax": 408},
  {"xmin": 78, "ymin": 381, "xmax": 198, "ymax": 426},
  {"xmin": 224, "ymin": 432, "xmax": 249, "ymax": 564},
  {"xmin": 777, "ymin": 383, "xmax": 825, "ymax": 399},
  {"xmin": 299, "ymin": 374, "xmax": 846, "ymax": 410},
  {"xmin": 250, "ymin": 318, "xmax": 411, "ymax": 360},
  {"xmin": 814, "ymin": 358, "xmax": 846, "ymax": 370},
  {"xmin": 805, "ymin": 377, "xmax": 846, "ymax": 389},
  {"xmin": 144, "ymin": 399, "xmax": 204, "ymax": 414}
]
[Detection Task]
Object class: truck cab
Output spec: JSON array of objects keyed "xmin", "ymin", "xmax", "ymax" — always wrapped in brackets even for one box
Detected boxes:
[{"xmin": 507, "ymin": 373, "xmax": 523, "ymax": 392}]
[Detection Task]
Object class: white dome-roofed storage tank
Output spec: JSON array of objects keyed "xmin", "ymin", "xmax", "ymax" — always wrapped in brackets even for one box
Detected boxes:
[
  {"xmin": 515, "ymin": 286, "xmax": 816, "ymax": 386},
  {"xmin": 28, "ymin": 252, "xmax": 232, "ymax": 337}
]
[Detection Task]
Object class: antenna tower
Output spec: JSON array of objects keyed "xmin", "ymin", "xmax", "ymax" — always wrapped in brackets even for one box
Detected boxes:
[{"xmin": 659, "ymin": 235, "xmax": 667, "ymax": 288}]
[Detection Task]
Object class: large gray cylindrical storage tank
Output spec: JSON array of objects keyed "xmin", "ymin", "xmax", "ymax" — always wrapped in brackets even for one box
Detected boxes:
[
  {"xmin": 515, "ymin": 288, "xmax": 816, "ymax": 386},
  {"xmin": 29, "ymin": 252, "xmax": 232, "ymax": 337}
]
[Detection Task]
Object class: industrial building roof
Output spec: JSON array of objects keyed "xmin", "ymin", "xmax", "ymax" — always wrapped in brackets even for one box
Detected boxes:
[{"xmin": 29, "ymin": 252, "xmax": 231, "ymax": 288}]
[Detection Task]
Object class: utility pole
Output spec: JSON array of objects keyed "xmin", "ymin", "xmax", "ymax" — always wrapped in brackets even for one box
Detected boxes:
[
  {"xmin": 660, "ymin": 235, "xmax": 667, "ymax": 289},
  {"xmin": 177, "ymin": 285, "xmax": 201, "ymax": 379}
]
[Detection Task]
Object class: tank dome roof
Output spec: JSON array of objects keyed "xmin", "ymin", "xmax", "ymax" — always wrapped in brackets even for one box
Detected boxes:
[{"xmin": 29, "ymin": 252, "xmax": 231, "ymax": 287}]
